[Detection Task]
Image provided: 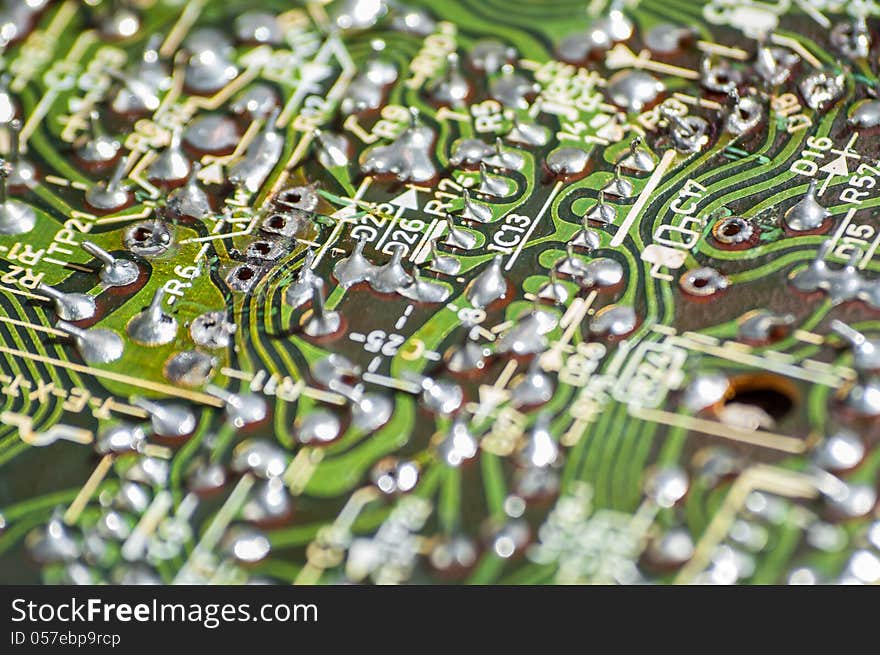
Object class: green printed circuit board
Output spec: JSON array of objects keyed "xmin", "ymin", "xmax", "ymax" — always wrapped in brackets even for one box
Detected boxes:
[{"xmin": 1, "ymin": 0, "xmax": 880, "ymax": 585}]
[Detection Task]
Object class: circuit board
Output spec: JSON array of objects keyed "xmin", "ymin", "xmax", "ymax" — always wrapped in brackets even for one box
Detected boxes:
[{"xmin": 1, "ymin": 0, "xmax": 880, "ymax": 586}]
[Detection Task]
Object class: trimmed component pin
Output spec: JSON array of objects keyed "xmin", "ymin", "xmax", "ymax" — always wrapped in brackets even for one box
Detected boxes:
[
  {"xmin": 56, "ymin": 320, "xmax": 123, "ymax": 364},
  {"xmin": 313, "ymin": 128, "xmax": 351, "ymax": 168},
  {"xmin": 428, "ymin": 237, "xmax": 460, "ymax": 275},
  {"xmin": 206, "ymin": 384, "xmax": 268, "ymax": 428},
  {"xmin": 444, "ymin": 213, "xmax": 477, "ymax": 250},
  {"xmin": 478, "ymin": 162, "xmax": 509, "ymax": 197},
  {"xmin": 446, "ymin": 331, "xmax": 487, "ymax": 373},
  {"xmin": 783, "ymin": 180, "xmax": 830, "ymax": 232},
  {"xmin": 148, "ymin": 128, "xmax": 190, "ymax": 185},
  {"xmin": 486, "ymin": 136, "xmax": 524, "ymax": 171},
  {"xmin": 466, "ymin": 255, "xmax": 507, "ymax": 308},
  {"xmin": 301, "ymin": 278, "xmax": 341, "ymax": 337},
  {"xmin": 538, "ymin": 264, "xmax": 569, "ymax": 305},
  {"xmin": 167, "ymin": 162, "xmax": 212, "ymax": 219},
  {"xmin": 85, "ymin": 154, "xmax": 131, "ymax": 212},
  {"xmin": 370, "ymin": 243, "xmax": 412, "ymax": 294},
  {"xmin": 460, "ymin": 188, "xmax": 493, "ymax": 223},
  {"xmin": 398, "ymin": 266, "xmax": 450, "ymax": 303},
  {"xmin": 334, "ymin": 235, "xmax": 377, "ymax": 289},
  {"xmin": 428, "ymin": 52, "xmax": 470, "ymax": 107},
  {"xmin": 132, "ymin": 397, "xmax": 196, "ymax": 437},
  {"xmin": 228, "ymin": 108, "xmax": 283, "ymax": 193},
  {"xmin": 127, "ymin": 287, "xmax": 178, "ymax": 346},
  {"xmin": 82, "ymin": 240, "xmax": 138, "ymax": 287},
  {"xmin": 75, "ymin": 111, "xmax": 121, "ymax": 166},
  {"xmin": 436, "ymin": 415, "xmax": 478, "ymax": 467},
  {"xmin": 510, "ymin": 359, "xmax": 554, "ymax": 407},
  {"xmin": 285, "ymin": 250, "xmax": 318, "ymax": 309},
  {"xmin": 831, "ymin": 320, "xmax": 880, "ymax": 371},
  {"xmin": 5, "ymin": 119, "xmax": 36, "ymax": 189},
  {"xmin": 584, "ymin": 190, "xmax": 617, "ymax": 225},
  {"xmin": 618, "ymin": 137, "xmax": 654, "ymax": 173},
  {"xmin": 602, "ymin": 163, "xmax": 634, "ymax": 198},
  {"xmin": 37, "ymin": 283, "xmax": 96, "ymax": 321},
  {"xmin": 0, "ymin": 158, "xmax": 34, "ymax": 234},
  {"xmin": 329, "ymin": 380, "xmax": 393, "ymax": 431}
]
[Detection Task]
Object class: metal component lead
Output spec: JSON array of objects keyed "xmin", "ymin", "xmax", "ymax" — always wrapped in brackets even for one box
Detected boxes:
[
  {"xmin": 206, "ymin": 385, "xmax": 267, "ymax": 428},
  {"xmin": 331, "ymin": 382, "xmax": 393, "ymax": 431},
  {"xmin": 127, "ymin": 288, "xmax": 178, "ymax": 346},
  {"xmin": 517, "ymin": 413, "xmax": 559, "ymax": 467},
  {"xmin": 360, "ymin": 110, "xmax": 436, "ymax": 182},
  {"xmin": 466, "ymin": 255, "xmax": 507, "ymax": 308},
  {"xmin": 446, "ymin": 331, "xmax": 487, "ymax": 373},
  {"xmin": 754, "ymin": 43, "xmax": 799, "ymax": 86},
  {"xmin": 314, "ymin": 129, "xmax": 351, "ymax": 168},
  {"xmin": 85, "ymin": 155, "xmax": 131, "ymax": 212},
  {"xmin": 584, "ymin": 191, "xmax": 617, "ymax": 225},
  {"xmin": 428, "ymin": 237, "xmax": 461, "ymax": 275},
  {"xmin": 25, "ymin": 511, "xmax": 79, "ymax": 564},
  {"xmin": 489, "ymin": 64, "xmax": 539, "ymax": 109},
  {"xmin": 831, "ymin": 16, "xmax": 871, "ymax": 59},
  {"xmin": 506, "ymin": 114, "xmax": 549, "ymax": 147},
  {"xmin": 0, "ymin": 159, "xmax": 34, "ymax": 234},
  {"xmin": 228, "ymin": 109, "xmax": 283, "ymax": 193},
  {"xmin": 131, "ymin": 397, "xmax": 197, "ymax": 437},
  {"xmin": 56, "ymin": 320, "xmax": 123, "ymax": 364},
  {"xmin": 662, "ymin": 107, "xmax": 709, "ymax": 153},
  {"xmin": 511, "ymin": 360, "xmax": 554, "ymax": 407},
  {"xmin": 444, "ymin": 213, "xmax": 478, "ymax": 250},
  {"xmin": 370, "ymin": 243, "xmax": 413, "ymax": 294},
  {"xmin": 334, "ymin": 236, "xmax": 377, "ymax": 289},
  {"xmin": 618, "ymin": 137, "xmax": 654, "ymax": 173},
  {"xmin": 459, "ymin": 188, "xmax": 492, "ymax": 223},
  {"xmin": 167, "ymin": 163, "xmax": 212, "ymax": 219},
  {"xmin": 478, "ymin": 162, "xmax": 510, "ymax": 197},
  {"xmin": 76, "ymin": 111, "xmax": 120, "ymax": 166},
  {"xmin": 800, "ymin": 71, "xmax": 845, "ymax": 110},
  {"xmin": 831, "ymin": 320, "xmax": 880, "ymax": 371},
  {"xmin": 5, "ymin": 119, "xmax": 35, "ymax": 189},
  {"xmin": 429, "ymin": 52, "xmax": 470, "ymax": 107},
  {"xmin": 184, "ymin": 28, "xmax": 239, "ymax": 95},
  {"xmin": 296, "ymin": 409, "xmax": 342, "ymax": 445},
  {"xmin": 602, "ymin": 164, "xmax": 634, "ymax": 198},
  {"xmin": 417, "ymin": 376, "xmax": 463, "ymax": 414},
  {"xmin": 850, "ymin": 99, "xmax": 880, "ymax": 128},
  {"xmin": 726, "ymin": 89, "xmax": 763, "ymax": 135},
  {"xmin": 398, "ymin": 266, "xmax": 450, "ymax": 303},
  {"xmin": 37, "ymin": 283, "xmax": 96, "ymax": 321},
  {"xmin": 449, "ymin": 138, "xmax": 495, "ymax": 167},
  {"xmin": 301, "ymin": 278, "xmax": 341, "ymax": 337},
  {"xmin": 190, "ymin": 311, "xmax": 237, "ymax": 349},
  {"xmin": 606, "ymin": 70, "xmax": 664, "ymax": 112},
  {"xmin": 486, "ymin": 136, "xmax": 524, "ymax": 171},
  {"xmin": 436, "ymin": 415, "xmax": 479, "ymax": 467},
  {"xmin": 783, "ymin": 180, "xmax": 830, "ymax": 232},
  {"xmin": 496, "ymin": 305, "xmax": 557, "ymax": 356},
  {"xmin": 286, "ymin": 250, "xmax": 318, "ymax": 309},
  {"xmin": 538, "ymin": 265, "xmax": 569, "ymax": 304},
  {"xmin": 82, "ymin": 240, "xmax": 138, "ymax": 287},
  {"xmin": 148, "ymin": 129, "xmax": 190, "ymax": 184},
  {"xmin": 546, "ymin": 146, "xmax": 589, "ymax": 177},
  {"xmin": 590, "ymin": 304, "xmax": 638, "ymax": 337}
]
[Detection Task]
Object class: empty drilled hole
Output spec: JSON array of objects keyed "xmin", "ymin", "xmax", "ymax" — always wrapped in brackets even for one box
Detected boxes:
[
  {"xmin": 725, "ymin": 374, "xmax": 799, "ymax": 423},
  {"xmin": 267, "ymin": 214, "xmax": 286, "ymax": 229},
  {"xmin": 132, "ymin": 227, "xmax": 153, "ymax": 242}
]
